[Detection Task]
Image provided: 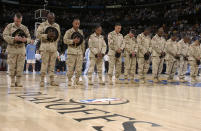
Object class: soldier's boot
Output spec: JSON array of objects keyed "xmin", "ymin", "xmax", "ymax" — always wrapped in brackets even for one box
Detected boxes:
[
  {"xmin": 108, "ymin": 77, "xmax": 113, "ymax": 85},
  {"xmin": 153, "ymin": 77, "xmax": 159, "ymax": 83},
  {"xmin": 50, "ymin": 76, "xmax": 59, "ymax": 86},
  {"xmin": 10, "ymin": 76, "xmax": 15, "ymax": 87},
  {"xmin": 115, "ymin": 78, "xmax": 122, "ymax": 84},
  {"xmin": 124, "ymin": 76, "xmax": 129, "ymax": 84},
  {"xmin": 167, "ymin": 77, "xmax": 173, "ymax": 83},
  {"xmin": 191, "ymin": 77, "xmax": 198, "ymax": 82},
  {"xmin": 16, "ymin": 76, "xmax": 23, "ymax": 87},
  {"xmin": 68, "ymin": 77, "xmax": 72, "ymax": 86},
  {"xmin": 130, "ymin": 78, "xmax": 136, "ymax": 84},
  {"xmin": 75, "ymin": 78, "xmax": 83, "ymax": 86},
  {"xmin": 99, "ymin": 77, "xmax": 105, "ymax": 85},
  {"xmin": 179, "ymin": 78, "xmax": 187, "ymax": 83},
  {"xmin": 88, "ymin": 77, "xmax": 93, "ymax": 85},
  {"xmin": 139, "ymin": 78, "xmax": 145, "ymax": 84},
  {"xmin": 40, "ymin": 76, "xmax": 45, "ymax": 87}
]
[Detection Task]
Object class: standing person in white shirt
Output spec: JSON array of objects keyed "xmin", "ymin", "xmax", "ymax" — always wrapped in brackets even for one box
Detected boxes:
[
  {"xmin": 60, "ymin": 53, "xmax": 66, "ymax": 74},
  {"xmin": 35, "ymin": 50, "xmax": 41, "ymax": 73}
]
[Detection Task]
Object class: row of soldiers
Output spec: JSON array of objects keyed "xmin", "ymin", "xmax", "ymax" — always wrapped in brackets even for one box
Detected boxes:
[{"xmin": 3, "ymin": 12, "xmax": 201, "ymax": 87}]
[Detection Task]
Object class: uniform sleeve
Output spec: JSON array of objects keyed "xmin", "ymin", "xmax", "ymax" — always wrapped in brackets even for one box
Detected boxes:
[
  {"xmin": 189, "ymin": 46, "xmax": 196, "ymax": 59},
  {"xmin": 56, "ymin": 25, "xmax": 61, "ymax": 43},
  {"xmin": 24, "ymin": 26, "xmax": 31, "ymax": 44},
  {"xmin": 3, "ymin": 24, "xmax": 15, "ymax": 44},
  {"xmin": 36, "ymin": 24, "xmax": 47, "ymax": 41},
  {"xmin": 88, "ymin": 36, "xmax": 98, "ymax": 55},
  {"xmin": 148, "ymin": 38, "xmax": 152, "ymax": 53},
  {"xmin": 101, "ymin": 38, "xmax": 107, "ymax": 54},
  {"xmin": 26, "ymin": 45, "xmax": 29, "ymax": 59},
  {"xmin": 176, "ymin": 42, "xmax": 181, "ymax": 55},
  {"xmin": 81, "ymin": 31, "xmax": 85, "ymax": 55},
  {"xmin": 134, "ymin": 40, "xmax": 138, "ymax": 53},
  {"xmin": 63, "ymin": 30, "xmax": 74, "ymax": 45},
  {"xmin": 120, "ymin": 35, "xmax": 125, "ymax": 50}
]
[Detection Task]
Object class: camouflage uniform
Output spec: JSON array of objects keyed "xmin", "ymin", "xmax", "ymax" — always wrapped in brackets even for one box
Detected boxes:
[
  {"xmin": 3, "ymin": 23, "xmax": 31, "ymax": 87},
  {"xmin": 137, "ymin": 33, "xmax": 152, "ymax": 83},
  {"xmin": 88, "ymin": 33, "xmax": 106, "ymax": 85},
  {"xmin": 165, "ymin": 39, "xmax": 179, "ymax": 81},
  {"xmin": 36, "ymin": 20, "xmax": 61, "ymax": 86},
  {"xmin": 123, "ymin": 34, "xmax": 138, "ymax": 83},
  {"xmin": 177, "ymin": 39, "xmax": 190, "ymax": 81},
  {"xmin": 151, "ymin": 34, "xmax": 166, "ymax": 82},
  {"xmin": 188, "ymin": 41, "xmax": 201, "ymax": 81},
  {"xmin": 63, "ymin": 28, "xmax": 85, "ymax": 86},
  {"xmin": 108, "ymin": 31, "xmax": 124, "ymax": 84}
]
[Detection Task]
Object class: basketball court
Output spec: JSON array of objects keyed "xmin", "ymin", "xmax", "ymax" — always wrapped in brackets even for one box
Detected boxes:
[{"xmin": 0, "ymin": 72, "xmax": 201, "ymax": 131}]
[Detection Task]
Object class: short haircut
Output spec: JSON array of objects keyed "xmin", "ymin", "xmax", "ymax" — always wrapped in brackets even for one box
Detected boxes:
[
  {"xmin": 95, "ymin": 24, "xmax": 102, "ymax": 30},
  {"xmin": 115, "ymin": 23, "xmax": 121, "ymax": 27},
  {"xmin": 73, "ymin": 18, "xmax": 80, "ymax": 22},
  {"xmin": 47, "ymin": 12, "xmax": 55, "ymax": 17},
  {"xmin": 15, "ymin": 12, "xmax": 22, "ymax": 19}
]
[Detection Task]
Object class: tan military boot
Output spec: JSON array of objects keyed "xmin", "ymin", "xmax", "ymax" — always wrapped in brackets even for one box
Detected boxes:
[
  {"xmin": 179, "ymin": 78, "xmax": 187, "ymax": 83},
  {"xmin": 10, "ymin": 76, "xmax": 15, "ymax": 87},
  {"xmin": 40, "ymin": 76, "xmax": 45, "ymax": 87},
  {"xmin": 125, "ymin": 79, "xmax": 130, "ymax": 84},
  {"xmin": 108, "ymin": 77, "xmax": 113, "ymax": 85},
  {"xmin": 153, "ymin": 77, "xmax": 159, "ymax": 83},
  {"xmin": 139, "ymin": 79, "xmax": 145, "ymax": 84},
  {"xmin": 75, "ymin": 78, "xmax": 83, "ymax": 86},
  {"xmin": 99, "ymin": 77, "xmax": 105, "ymax": 85},
  {"xmin": 67, "ymin": 77, "xmax": 72, "ymax": 86},
  {"xmin": 115, "ymin": 79, "xmax": 122, "ymax": 84},
  {"xmin": 50, "ymin": 76, "xmax": 58, "ymax": 86},
  {"xmin": 16, "ymin": 77, "xmax": 23, "ymax": 87},
  {"xmin": 191, "ymin": 77, "xmax": 198, "ymax": 82},
  {"xmin": 88, "ymin": 78, "xmax": 93, "ymax": 85}
]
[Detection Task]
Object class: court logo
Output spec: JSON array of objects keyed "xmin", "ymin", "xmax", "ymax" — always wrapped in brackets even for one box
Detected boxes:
[{"xmin": 70, "ymin": 98, "xmax": 129, "ymax": 105}]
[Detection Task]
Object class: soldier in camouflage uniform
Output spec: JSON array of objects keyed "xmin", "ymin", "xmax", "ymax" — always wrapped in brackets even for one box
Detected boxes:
[
  {"xmin": 123, "ymin": 29, "xmax": 138, "ymax": 84},
  {"xmin": 177, "ymin": 36, "xmax": 190, "ymax": 82},
  {"xmin": 36, "ymin": 13, "xmax": 61, "ymax": 87},
  {"xmin": 3, "ymin": 13, "xmax": 31, "ymax": 87},
  {"xmin": 188, "ymin": 40, "xmax": 201, "ymax": 82},
  {"xmin": 108, "ymin": 23, "xmax": 125, "ymax": 85},
  {"xmin": 137, "ymin": 28, "xmax": 152, "ymax": 84},
  {"xmin": 63, "ymin": 18, "xmax": 85, "ymax": 86},
  {"xmin": 151, "ymin": 28, "xmax": 166, "ymax": 83},
  {"xmin": 88, "ymin": 25, "xmax": 107, "ymax": 85},
  {"xmin": 165, "ymin": 33, "xmax": 179, "ymax": 82}
]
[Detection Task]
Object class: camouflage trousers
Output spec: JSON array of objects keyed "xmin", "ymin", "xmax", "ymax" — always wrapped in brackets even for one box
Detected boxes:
[
  {"xmin": 7, "ymin": 53, "xmax": 25, "ymax": 78},
  {"xmin": 66, "ymin": 54, "xmax": 83, "ymax": 80},
  {"xmin": 166, "ymin": 59, "xmax": 177, "ymax": 79},
  {"xmin": 108, "ymin": 55, "xmax": 122, "ymax": 79},
  {"xmin": 88, "ymin": 57, "xmax": 103, "ymax": 79},
  {"xmin": 138, "ymin": 57, "xmax": 150, "ymax": 80},
  {"xmin": 124, "ymin": 55, "xmax": 137, "ymax": 79},
  {"xmin": 40, "ymin": 51, "xmax": 57, "ymax": 77},
  {"xmin": 189, "ymin": 60, "xmax": 199, "ymax": 78},
  {"xmin": 152, "ymin": 56, "xmax": 164, "ymax": 78}
]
